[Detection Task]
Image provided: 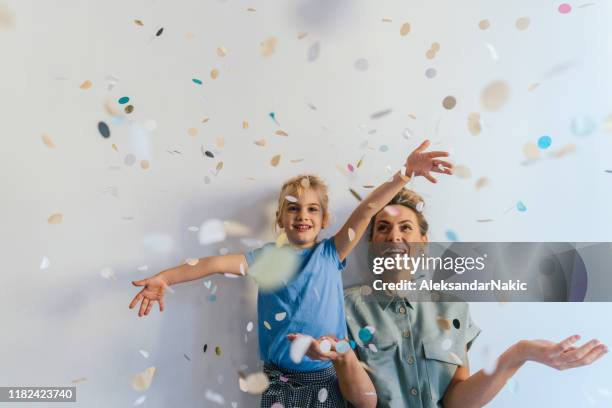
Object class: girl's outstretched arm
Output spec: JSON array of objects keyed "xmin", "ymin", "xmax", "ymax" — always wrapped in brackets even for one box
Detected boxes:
[
  {"xmin": 442, "ymin": 335, "xmax": 608, "ymax": 408},
  {"xmin": 129, "ymin": 253, "xmax": 247, "ymax": 316},
  {"xmin": 334, "ymin": 139, "xmax": 453, "ymax": 261}
]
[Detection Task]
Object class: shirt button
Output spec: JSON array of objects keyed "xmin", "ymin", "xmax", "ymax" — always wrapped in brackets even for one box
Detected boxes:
[
  {"xmin": 399, "ymin": 307, "xmax": 406, "ymax": 314},
  {"xmin": 403, "ymin": 330, "xmax": 411, "ymax": 338},
  {"xmin": 407, "ymin": 356, "xmax": 415, "ymax": 365},
  {"xmin": 411, "ymin": 388, "xmax": 418, "ymax": 396}
]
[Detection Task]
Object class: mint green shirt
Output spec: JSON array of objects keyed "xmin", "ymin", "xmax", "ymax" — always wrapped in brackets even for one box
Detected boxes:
[{"xmin": 344, "ymin": 287, "xmax": 481, "ymax": 408}]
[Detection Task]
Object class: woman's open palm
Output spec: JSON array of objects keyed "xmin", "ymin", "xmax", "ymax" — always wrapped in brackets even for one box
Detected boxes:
[
  {"xmin": 405, "ymin": 139, "xmax": 453, "ymax": 183},
  {"xmin": 524, "ymin": 335, "xmax": 608, "ymax": 370},
  {"xmin": 129, "ymin": 275, "xmax": 169, "ymax": 317}
]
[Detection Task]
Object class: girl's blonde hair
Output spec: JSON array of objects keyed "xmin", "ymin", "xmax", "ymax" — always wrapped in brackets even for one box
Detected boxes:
[
  {"xmin": 274, "ymin": 174, "xmax": 329, "ymax": 231},
  {"xmin": 369, "ymin": 188, "xmax": 429, "ymax": 239}
]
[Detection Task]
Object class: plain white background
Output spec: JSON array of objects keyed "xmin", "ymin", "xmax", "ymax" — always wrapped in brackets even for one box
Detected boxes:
[{"xmin": 1, "ymin": 0, "xmax": 611, "ymax": 406}]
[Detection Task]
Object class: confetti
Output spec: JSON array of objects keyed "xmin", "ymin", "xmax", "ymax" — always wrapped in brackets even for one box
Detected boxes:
[
  {"xmin": 485, "ymin": 42, "xmax": 499, "ymax": 60},
  {"xmin": 198, "ymin": 219, "xmax": 227, "ymax": 245},
  {"xmin": 446, "ymin": 230, "xmax": 459, "ymax": 242},
  {"xmin": 570, "ymin": 116, "xmax": 597, "ymax": 137},
  {"xmin": 249, "ymin": 246, "xmax": 299, "ymax": 290},
  {"xmin": 260, "ymin": 37, "xmax": 278, "ymax": 57},
  {"xmin": 558, "ymin": 3, "xmax": 572, "ymax": 14},
  {"xmin": 478, "ymin": 19, "xmax": 490, "ymax": 30},
  {"xmin": 254, "ymin": 139, "xmax": 266, "ymax": 147},
  {"xmin": 441, "ymin": 338, "xmax": 453, "ymax": 350},
  {"xmin": 523, "ymin": 141, "xmax": 540, "ymax": 160},
  {"xmin": 453, "ymin": 165, "xmax": 471, "ymax": 179},
  {"xmin": 247, "ymin": 321, "xmax": 254, "ymax": 332},
  {"xmin": 224, "ymin": 220, "xmax": 252, "ymax": 237},
  {"xmin": 425, "ymin": 68, "xmax": 437, "ymax": 79},
  {"xmin": 275, "ymin": 312, "xmax": 286, "ymax": 321},
  {"xmin": 134, "ymin": 395, "xmax": 146, "ymax": 406},
  {"xmin": 215, "ymin": 346, "xmax": 222, "ymax": 356},
  {"xmin": 416, "ymin": 201, "xmax": 425, "ymax": 213},
  {"xmin": 98, "ymin": 121, "xmax": 111, "ymax": 138},
  {"xmin": 516, "ymin": 201, "xmax": 527, "ymax": 212},
  {"xmin": 134, "ymin": 19, "xmax": 144, "ymax": 26},
  {"xmin": 442, "ymin": 96, "xmax": 457, "ymax": 110},
  {"xmin": 453, "ymin": 318, "xmax": 461, "ymax": 329},
  {"xmin": 269, "ymin": 112, "xmax": 279, "ymax": 124},
  {"xmin": 124, "ymin": 154, "xmax": 136, "ymax": 166},
  {"xmin": 285, "ymin": 195, "xmax": 298, "ymax": 203},
  {"xmin": 348, "ymin": 228, "xmax": 356, "ymax": 242},
  {"xmin": 349, "ymin": 188, "xmax": 362, "ymax": 202},
  {"xmin": 515, "ymin": 17, "xmax": 530, "ymax": 31},
  {"xmin": 192, "ymin": 78, "xmax": 203, "ymax": 85},
  {"xmin": 100, "ymin": 267, "xmax": 116, "ymax": 280},
  {"xmin": 205, "ymin": 390, "xmax": 225, "ymax": 405},
  {"xmin": 354, "ymin": 58, "xmax": 369, "ymax": 71},
  {"xmin": 204, "ymin": 150, "xmax": 214, "ymax": 158},
  {"xmin": 71, "ymin": 377, "xmax": 87, "ymax": 384},
  {"xmin": 79, "ymin": 80, "xmax": 92, "ymax": 90},
  {"xmin": 186, "ymin": 258, "xmax": 199, "ymax": 266},
  {"xmin": 538, "ymin": 135, "xmax": 552, "ymax": 149},
  {"xmin": 481, "ymin": 80, "xmax": 510, "ymax": 112},
  {"xmin": 118, "ymin": 96, "xmax": 130, "ymax": 104},
  {"xmin": 187, "ymin": 128, "xmax": 198, "ymax": 137},
  {"xmin": 217, "ymin": 46, "xmax": 227, "ymax": 57},
  {"xmin": 477, "ymin": 219, "xmax": 494, "ymax": 223},
  {"xmin": 467, "ymin": 113, "xmax": 482, "ymax": 136},
  {"xmin": 125, "ymin": 105, "xmax": 134, "ymax": 114},
  {"xmin": 358, "ymin": 326, "xmax": 374, "ymax": 343},
  {"xmin": 379, "ymin": 145, "xmax": 389, "ymax": 152},
  {"xmin": 347, "ymin": 164, "xmax": 355, "ymax": 172},
  {"xmin": 40, "ymin": 256, "xmax": 50, "ymax": 270},
  {"xmin": 264, "ymin": 321, "xmax": 271, "ymax": 330},
  {"xmin": 48, "ymin": 213, "xmax": 63, "ymax": 224},
  {"xmin": 528, "ymin": 83, "xmax": 540, "ymax": 92},
  {"xmin": 475, "ymin": 177, "xmax": 490, "ymax": 190},
  {"xmin": 437, "ymin": 317, "xmax": 451, "ymax": 330},
  {"xmin": 336, "ymin": 341, "xmax": 351, "ymax": 354},
  {"xmin": 241, "ymin": 372, "xmax": 270, "ymax": 394},
  {"xmin": 307, "ymin": 42, "xmax": 320, "ymax": 62},
  {"xmin": 131, "ymin": 367, "xmax": 156, "ymax": 391},
  {"xmin": 139, "ymin": 350, "xmax": 150, "ymax": 359},
  {"xmin": 370, "ymin": 108, "xmax": 392, "ymax": 119},
  {"xmin": 318, "ymin": 388, "xmax": 329, "ymax": 403},
  {"xmin": 275, "ymin": 130, "xmax": 288, "ymax": 137},
  {"xmin": 155, "ymin": 27, "xmax": 164, "ymax": 36},
  {"xmin": 381, "ymin": 17, "xmax": 392, "ymax": 23},
  {"xmin": 203, "ymin": 344, "xmax": 208, "ymax": 353},
  {"xmin": 290, "ymin": 335, "xmax": 313, "ymax": 363},
  {"xmin": 271, "ymin": 154, "xmax": 281, "ymax": 167},
  {"xmin": 551, "ymin": 143, "xmax": 576, "ymax": 159},
  {"xmin": 210, "ymin": 68, "xmax": 219, "ymax": 79},
  {"xmin": 400, "ymin": 22, "xmax": 411, "ymax": 36},
  {"xmin": 140, "ymin": 160, "xmax": 150, "ymax": 170},
  {"xmin": 41, "ymin": 133, "xmax": 55, "ymax": 148}
]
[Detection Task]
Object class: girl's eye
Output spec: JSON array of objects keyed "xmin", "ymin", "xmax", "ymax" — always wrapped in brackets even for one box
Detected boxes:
[{"xmin": 288, "ymin": 205, "xmax": 298, "ymax": 212}]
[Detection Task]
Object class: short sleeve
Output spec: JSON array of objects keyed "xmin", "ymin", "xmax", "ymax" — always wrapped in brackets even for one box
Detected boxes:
[
  {"xmin": 244, "ymin": 243, "xmax": 274, "ymax": 267},
  {"xmin": 464, "ymin": 304, "xmax": 481, "ymax": 352},
  {"xmin": 322, "ymin": 237, "xmax": 347, "ymax": 271}
]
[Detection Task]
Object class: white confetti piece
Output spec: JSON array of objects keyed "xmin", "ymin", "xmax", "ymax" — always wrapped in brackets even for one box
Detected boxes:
[
  {"xmin": 131, "ymin": 367, "xmax": 156, "ymax": 392},
  {"xmin": 318, "ymin": 388, "xmax": 328, "ymax": 403},
  {"xmin": 275, "ymin": 312, "xmax": 286, "ymax": 321},
  {"xmin": 198, "ymin": 219, "xmax": 226, "ymax": 245},
  {"xmin": 139, "ymin": 350, "xmax": 150, "ymax": 359},
  {"xmin": 186, "ymin": 258, "xmax": 199, "ymax": 266},
  {"xmin": 205, "ymin": 389, "xmax": 225, "ymax": 405},
  {"xmin": 319, "ymin": 339, "xmax": 332, "ymax": 353},
  {"xmin": 239, "ymin": 372, "xmax": 270, "ymax": 394},
  {"xmin": 441, "ymin": 338, "xmax": 453, "ymax": 350},
  {"xmin": 416, "ymin": 201, "xmax": 425, "ymax": 213},
  {"xmin": 224, "ymin": 220, "xmax": 252, "ymax": 237},
  {"xmin": 137, "ymin": 265, "xmax": 148, "ymax": 272},
  {"xmin": 187, "ymin": 226, "xmax": 199, "ymax": 232},
  {"xmin": 204, "ymin": 280, "xmax": 212, "ymax": 289},
  {"xmin": 263, "ymin": 321, "xmax": 271, "ymax": 330},
  {"xmin": 290, "ymin": 335, "xmax": 313, "ymax": 363},
  {"xmin": 285, "ymin": 195, "xmax": 298, "ymax": 203},
  {"xmin": 481, "ymin": 80, "xmax": 510, "ymax": 112},
  {"xmin": 307, "ymin": 42, "xmax": 320, "ymax": 62},
  {"xmin": 40, "ymin": 256, "xmax": 50, "ymax": 270},
  {"xmin": 368, "ymin": 343, "xmax": 378, "ymax": 352},
  {"xmin": 100, "ymin": 267, "xmax": 116, "ymax": 280},
  {"xmin": 348, "ymin": 228, "xmax": 356, "ymax": 242},
  {"xmin": 239, "ymin": 263, "xmax": 246, "ymax": 276},
  {"xmin": 246, "ymin": 321, "xmax": 254, "ymax": 332},
  {"xmin": 133, "ymin": 395, "xmax": 146, "ymax": 406}
]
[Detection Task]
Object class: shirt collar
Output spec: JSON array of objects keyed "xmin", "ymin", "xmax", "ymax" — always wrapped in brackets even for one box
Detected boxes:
[{"xmin": 373, "ymin": 289, "xmax": 415, "ymax": 311}]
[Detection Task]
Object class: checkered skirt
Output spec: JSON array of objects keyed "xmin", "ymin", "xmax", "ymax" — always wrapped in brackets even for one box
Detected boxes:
[{"xmin": 260, "ymin": 363, "xmax": 346, "ymax": 408}]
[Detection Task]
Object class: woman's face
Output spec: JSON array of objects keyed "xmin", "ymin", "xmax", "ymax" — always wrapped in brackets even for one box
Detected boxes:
[{"xmin": 371, "ymin": 204, "xmax": 428, "ymax": 245}]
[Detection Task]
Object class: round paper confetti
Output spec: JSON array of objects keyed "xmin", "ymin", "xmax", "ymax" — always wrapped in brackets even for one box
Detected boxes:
[
  {"xmin": 131, "ymin": 366, "xmax": 156, "ymax": 391},
  {"xmin": 97, "ymin": 121, "xmax": 110, "ymax": 138},
  {"xmin": 515, "ymin": 17, "xmax": 530, "ymax": 31},
  {"xmin": 481, "ymin": 80, "xmax": 510, "ymax": 111},
  {"xmin": 537, "ymin": 135, "xmax": 552, "ymax": 149},
  {"xmin": 478, "ymin": 19, "xmax": 490, "ymax": 30},
  {"xmin": 290, "ymin": 335, "xmax": 313, "ymax": 363},
  {"xmin": 523, "ymin": 141, "xmax": 540, "ymax": 160},
  {"xmin": 124, "ymin": 154, "xmax": 136, "ymax": 166},
  {"xmin": 467, "ymin": 113, "xmax": 482, "ymax": 136},
  {"xmin": 336, "ymin": 341, "xmax": 350, "ymax": 354},
  {"xmin": 217, "ymin": 46, "xmax": 227, "ymax": 57},
  {"xmin": 249, "ymin": 246, "xmax": 299, "ymax": 290},
  {"xmin": 198, "ymin": 219, "xmax": 227, "ymax": 245},
  {"xmin": 558, "ymin": 3, "xmax": 572, "ymax": 14},
  {"xmin": 140, "ymin": 160, "xmax": 150, "ymax": 170},
  {"xmin": 441, "ymin": 338, "xmax": 453, "ymax": 351},
  {"xmin": 319, "ymin": 339, "xmax": 332, "ymax": 353},
  {"xmin": 425, "ymin": 68, "xmax": 437, "ymax": 79},
  {"xmin": 41, "ymin": 133, "xmax": 55, "ymax": 148},
  {"xmin": 210, "ymin": 68, "xmax": 219, "ymax": 79},
  {"xmin": 275, "ymin": 312, "xmax": 287, "ymax": 321},
  {"xmin": 446, "ymin": 230, "xmax": 459, "ymax": 242},
  {"xmin": 247, "ymin": 321, "xmax": 254, "ymax": 332},
  {"xmin": 79, "ymin": 80, "xmax": 92, "ymax": 90},
  {"xmin": 40, "ymin": 256, "xmax": 50, "ymax": 270},
  {"xmin": 416, "ymin": 201, "xmax": 425, "ymax": 213},
  {"xmin": 348, "ymin": 228, "xmax": 356, "ymax": 242},
  {"xmin": 318, "ymin": 388, "xmax": 329, "ymax": 403},
  {"xmin": 124, "ymin": 105, "xmax": 134, "ymax": 114},
  {"xmin": 358, "ymin": 327, "xmax": 374, "ymax": 343},
  {"xmin": 271, "ymin": 154, "xmax": 281, "ymax": 167},
  {"xmin": 48, "ymin": 213, "xmax": 63, "ymax": 224},
  {"xmin": 354, "ymin": 58, "xmax": 369, "ymax": 71},
  {"xmin": 243, "ymin": 372, "xmax": 270, "ymax": 394},
  {"xmin": 118, "ymin": 96, "xmax": 130, "ymax": 104},
  {"xmin": 187, "ymin": 128, "xmax": 198, "ymax": 137},
  {"xmin": 453, "ymin": 165, "xmax": 471, "ymax": 179},
  {"xmin": 215, "ymin": 346, "xmax": 222, "ymax": 356},
  {"xmin": 442, "ymin": 96, "xmax": 457, "ymax": 110},
  {"xmin": 516, "ymin": 201, "xmax": 527, "ymax": 212},
  {"xmin": 431, "ymin": 42, "xmax": 440, "ymax": 52},
  {"xmin": 400, "ymin": 22, "xmax": 411, "ymax": 36}
]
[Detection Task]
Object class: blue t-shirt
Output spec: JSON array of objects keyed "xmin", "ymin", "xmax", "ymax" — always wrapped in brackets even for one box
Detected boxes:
[{"xmin": 244, "ymin": 237, "xmax": 347, "ymax": 372}]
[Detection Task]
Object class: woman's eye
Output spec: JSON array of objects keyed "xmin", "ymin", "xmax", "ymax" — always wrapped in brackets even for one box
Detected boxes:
[
  {"xmin": 401, "ymin": 225, "xmax": 412, "ymax": 231},
  {"xmin": 309, "ymin": 207, "xmax": 318, "ymax": 212}
]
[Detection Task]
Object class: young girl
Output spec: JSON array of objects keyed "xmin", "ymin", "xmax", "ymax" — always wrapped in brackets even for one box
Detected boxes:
[{"xmin": 128, "ymin": 140, "xmax": 453, "ymax": 407}]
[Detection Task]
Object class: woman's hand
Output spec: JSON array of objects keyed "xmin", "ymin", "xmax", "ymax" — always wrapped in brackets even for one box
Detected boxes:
[
  {"xmin": 129, "ymin": 274, "xmax": 170, "ymax": 317},
  {"xmin": 518, "ymin": 335, "xmax": 608, "ymax": 370},
  {"xmin": 287, "ymin": 333, "xmax": 345, "ymax": 362},
  {"xmin": 404, "ymin": 139, "xmax": 453, "ymax": 183}
]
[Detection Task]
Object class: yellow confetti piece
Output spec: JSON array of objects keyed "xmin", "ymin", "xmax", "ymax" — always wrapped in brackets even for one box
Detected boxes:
[
  {"xmin": 349, "ymin": 188, "xmax": 362, "ymax": 201},
  {"xmin": 400, "ymin": 22, "xmax": 411, "ymax": 36},
  {"xmin": 134, "ymin": 19, "xmax": 144, "ymax": 26},
  {"xmin": 382, "ymin": 17, "xmax": 392, "ymax": 23},
  {"xmin": 216, "ymin": 161, "xmax": 224, "ymax": 171},
  {"xmin": 276, "ymin": 232, "xmax": 288, "ymax": 247},
  {"xmin": 210, "ymin": 68, "xmax": 219, "ymax": 79},
  {"xmin": 515, "ymin": 17, "xmax": 530, "ymax": 31},
  {"xmin": 437, "ymin": 317, "xmax": 451, "ymax": 330},
  {"xmin": 260, "ymin": 37, "xmax": 278, "ymax": 57},
  {"xmin": 454, "ymin": 165, "xmax": 471, "ymax": 179},
  {"xmin": 522, "ymin": 141, "xmax": 540, "ymax": 160},
  {"xmin": 187, "ymin": 128, "xmax": 198, "ymax": 137},
  {"xmin": 275, "ymin": 130, "xmax": 288, "ymax": 137},
  {"xmin": 217, "ymin": 46, "xmax": 227, "ymax": 57},
  {"xmin": 41, "ymin": 133, "xmax": 55, "ymax": 148},
  {"xmin": 431, "ymin": 42, "xmax": 440, "ymax": 52},
  {"xmin": 271, "ymin": 154, "xmax": 281, "ymax": 166},
  {"xmin": 467, "ymin": 112, "xmax": 482, "ymax": 136},
  {"xmin": 79, "ymin": 80, "xmax": 92, "ymax": 90},
  {"xmin": 263, "ymin": 320, "xmax": 272, "ymax": 330},
  {"xmin": 112, "ymin": 143, "xmax": 119, "ymax": 152},
  {"xmin": 348, "ymin": 228, "xmax": 356, "ymax": 242},
  {"xmin": 140, "ymin": 160, "xmax": 150, "ymax": 170},
  {"xmin": 202, "ymin": 117, "xmax": 210, "ymax": 123},
  {"xmin": 71, "ymin": 377, "xmax": 87, "ymax": 384},
  {"xmin": 131, "ymin": 367, "xmax": 156, "ymax": 392},
  {"xmin": 216, "ymin": 137, "xmax": 225, "ymax": 148},
  {"xmin": 215, "ymin": 346, "xmax": 222, "ymax": 356},
  {"xmin": 48, "ymin": 213, "xmax": 63, "ymax": 224},
  {"xmin": 242, "ymin": 121, "xmax": 249, "ymax": 129},
  {"xmin": 425, "ymin": 49, "xmax": 436, "ymax": 59},
  {"xmin": 254, "ymin": 139, "xmax": 267, "ymax": 147},
  {"xmin": 481, "ymin": 80, "xmax": 510, "ymax": 112},
  {"xmin": 186, "ymin": 258, "xmax": 199, "ymax": 266},
  {"xmin": 297, "ymin": 32, "xmax": 308, "ymax": 40}
]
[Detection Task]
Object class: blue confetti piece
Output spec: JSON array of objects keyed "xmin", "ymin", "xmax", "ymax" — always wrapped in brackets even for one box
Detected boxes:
[
  {"xmin": 97, "ymin": 121, "xmax": 110, "ymax": 138},
  {"xmin": 358, "ymin": 327, "xmax": 373, "ymax": 343},
  {"xmin": 349, "ymin": 340, "xmax": 356, "ymax": 349},
  {"xmin": 446, "ymin": 230, "xmax": 459, "ymax": 242},
  {"xmin": 192, "ymin": 78, "xmax": 202, "ymax": 85},
  {"xmin": 516, "ymin": 201, "xmax": 527, "ymax": 212},
  {"xmin": 537, "ymin": 135, "xmax": 552, "ymax": 149},
  {"xmin": 118, "ymin": 96, "xmax": 130, "ymax": 104},
  {"xmin": 335, "ymin": 341, "xmax": 351, "ymax": 354},
  {"xmin": 379, "ymin": 145, "xmax": 389, "ymax": 152},
  {"xmin": 208, "ymin": 294, "xmax": 217, "ymax": 302}
]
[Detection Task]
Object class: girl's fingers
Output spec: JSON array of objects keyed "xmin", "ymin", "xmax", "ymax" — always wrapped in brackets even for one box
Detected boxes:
[
  {"xmin": 132, "ymin": 279, "xmax": 147, "ymax": 286},
  {"xmin": 426, "ymin": 151, "xmax": 450, "ymax": 158},
  {"xmin": 139, "ymin": 298, "xmax": 149, "ymax": 317},
  {"xmin": 555, "ymin": 335, "xmax": 581, "ymax": 354},
  {"xmin": 414, "ymin": 140, "xmax": 431, "ymax": 153},
  {"xmin": 432, "ymin": 160, "xmax": 454, "ymax": 169},
  {"xmin": 431, "ymin": 167, "xmax": 453, "ymax": 175},
  {"xmin": 159, "ymin": 297, "xmax": 165, "ymax": 312},
  {"xmin": 129, "ymin": 293, "xmax": 143, "ymax": 309},
  {"xmin": 423, "ymin": 173, "xmax": 437, "ymax": 183},
  {"xmin": 145, "ymin": 300, "xmax": 154, "ymax": 316}
]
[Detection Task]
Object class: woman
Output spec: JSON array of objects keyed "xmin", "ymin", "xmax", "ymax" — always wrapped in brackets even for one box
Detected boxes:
[{"xmin": 291, "ymin": 188, "xmax": 608, "ymax": 408}]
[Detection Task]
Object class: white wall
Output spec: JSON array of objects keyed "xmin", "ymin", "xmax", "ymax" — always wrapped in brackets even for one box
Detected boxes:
[{"xmin": 1, "ymin": 0, "xmax": 611, "ymax": 406}]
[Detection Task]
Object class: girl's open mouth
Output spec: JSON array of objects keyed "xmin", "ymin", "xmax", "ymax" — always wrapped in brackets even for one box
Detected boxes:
[{"xmin": 293, "ymin": 224, "xmax": 312, "ymax": 232}]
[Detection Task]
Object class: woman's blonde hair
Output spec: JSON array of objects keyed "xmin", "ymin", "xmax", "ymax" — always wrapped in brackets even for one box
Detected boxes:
[
  {"xmin": 369, "ymin": 188, "xmax": 429, "ymax": 239},
  {"xmin": 274, "ymin": 174, "xmax": 330, "ymax": 231}
]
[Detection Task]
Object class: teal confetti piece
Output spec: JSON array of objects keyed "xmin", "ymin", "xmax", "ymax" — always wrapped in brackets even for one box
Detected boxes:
[
  {"xmin": 516, "ymin": 201, "xmax": 527, "ymax": 212},
  {"xmin": 446, "ymin": 230, "xmax": 459, "ymax": 242},
  {"xmin": 192, "ymin": 78, "xmax": 202, "ymax": 85},
  {"xmin": 118, "ymin": 96, "xmax": 130, "ymax": 104},
  {"xmin": 349, "ymin": 340, "xmax": 356, "ymax": 349},
  {"xmin": 379, "ymin": 145, "xmax": 389, "ymax": 152},
  {"xmin": 358, "ymin": 327, "xmax": 373, "ymax": 343},
  {"xmin": 208, "ymin": 294, "xmax": 217, "ymax": 302},
  {"xmin": 336, "ymin": 341, "xmax": 351, "ymax": 354},
  {"xmin": 537, "ymin": 135, "xmax": 552, "ymax": 149}
]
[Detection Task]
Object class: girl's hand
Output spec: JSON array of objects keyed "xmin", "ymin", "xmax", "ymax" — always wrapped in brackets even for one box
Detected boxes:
[
  {"xmin": 404, "ymin": 139, "xmax": 453, "ymax": 183},
  {"xmin": 287, "ymin": 333, "xmax": 343, "ymax": 362},
  {"xmin": 129, "ymin": 274, "xmax": 169, "ymax": 317},
  {"xmin": 519, "ymin": 335, "xmax": 608, "ymax": 370}
]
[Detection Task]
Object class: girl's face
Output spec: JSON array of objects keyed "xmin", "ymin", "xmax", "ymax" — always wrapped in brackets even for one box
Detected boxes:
[
  {"xmin": 278, "ymin": 188, "xmax": 328, "ymax": 249},
  {"xmin": 371, "ymin": 205, "xmax": 428, "ymax": 246}
]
